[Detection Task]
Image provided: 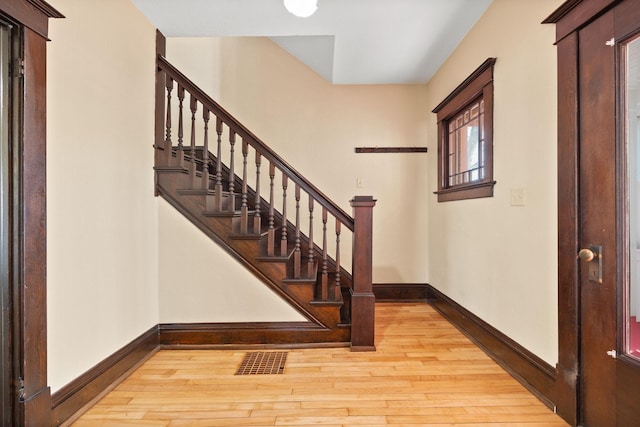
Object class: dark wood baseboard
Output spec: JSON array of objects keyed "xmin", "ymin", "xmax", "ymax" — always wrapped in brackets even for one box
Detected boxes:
[
  {"xmin": 426, "ymin": 285, "xmax": 557, "ymax": 410},
  {"xmin": 373, "ymin": 283, "xmax": 429, "ymax": 301},
  {"xmin": 50, "ymin": 326, "xmax": 159, "ymax": 426},
  {"xmin": 159, "ymin": 321, "xmax": 350, "ymax": 346}
]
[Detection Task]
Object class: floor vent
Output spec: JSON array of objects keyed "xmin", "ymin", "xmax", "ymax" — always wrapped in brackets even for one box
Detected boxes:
[{"xmin": 235, "ymin": 351, "xmax": 288, "ymax": 375}]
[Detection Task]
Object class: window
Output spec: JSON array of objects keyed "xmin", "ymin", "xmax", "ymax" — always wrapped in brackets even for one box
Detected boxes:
[{"xmin": 432, "ymin": 58, "xmax": 496, "ymax": 202}]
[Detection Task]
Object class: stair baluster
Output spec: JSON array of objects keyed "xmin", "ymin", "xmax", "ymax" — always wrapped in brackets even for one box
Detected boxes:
[
  {"xmin": 267, "ymin": 163, "xmax": 276, "ymax": 256},
  {"xmin": 307, "ymin": 197, "xmax": 315, "ymax": 280},
  {"xmin": 201, "ymin": 108, "xmax": 210, "ymax": 189},
  {"xmin": 213, "ymin": 118, "xmax": 223, "ymax": 211},
  {"xmin": 321, "ymin": 208, "xmax": 329, "ymax": 301},
  {"xmin": 294, "ymin": 184, "xmax": 301, "ymax": 278},
  {"xmin": 228, "ymin": 130, "xmax": 236, "ymax": 211},
  {"xmin": 253, "ymin": 152, "xmax": 262, "ymax": 233},
  {"xmin": 240, "ymin": 139, "xmax": 249, "ymax": 234},
  {"xmin": 164, "ymin": 76, "xmax": 173, "ymax": 159},
  {"xmin": 280, "ymin": 175, "xmax": 288, "ymax": 257},
  {"xmin": 188, "ymin": 94, "xmax": 197, "ymax": 187},
  {"xmin": 175, "ymin": 84, "xmax": 185, "ymax": 168}
]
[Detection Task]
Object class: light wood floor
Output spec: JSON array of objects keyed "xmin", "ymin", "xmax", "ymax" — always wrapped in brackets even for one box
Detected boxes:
[{"xmin": 71, "ymin": 303, "xmax": 569, "ymax": 426}]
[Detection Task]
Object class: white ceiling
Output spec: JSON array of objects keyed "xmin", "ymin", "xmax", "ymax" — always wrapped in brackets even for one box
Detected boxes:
[{"xmin": 131, "ymin": 0, "xmax": 493, "ymax": 85}]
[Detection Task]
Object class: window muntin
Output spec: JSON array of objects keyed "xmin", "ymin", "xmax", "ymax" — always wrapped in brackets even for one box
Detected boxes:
[{"xmin": 447, "ymin": 99, "xmax": 484, "ymax": 186}]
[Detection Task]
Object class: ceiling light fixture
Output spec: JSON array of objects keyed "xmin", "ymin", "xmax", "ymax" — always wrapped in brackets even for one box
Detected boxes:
[{"xmin": 283, "ymin": 0, "xmax": 318, "ymax": 18}]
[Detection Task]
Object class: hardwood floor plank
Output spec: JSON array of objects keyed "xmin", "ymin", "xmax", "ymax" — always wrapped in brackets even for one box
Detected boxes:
[
  {"xmin": 386, "ymin": 397, "xmax": 542, "ymax": 408},
  {"xmin": 387, "ymin": 413, "xmax": 570, "ymax": 423},
  {"xmin": 71, "ymin": 303, "xmax": 568, "ymax": 427},
  {"xmin": 142, "ymin": 410, "xmax": 253, "ymax": 420},
  {"xmin": 167, "ymin": 417, "xmax": 277, "ymax": 426},
  {"xmin": 73, "ymin": 421, "xmax": 169, "ymax": 427},
  {"xmin": 275, "ymin": 415, "xmax": 387, "ymax": 425}
]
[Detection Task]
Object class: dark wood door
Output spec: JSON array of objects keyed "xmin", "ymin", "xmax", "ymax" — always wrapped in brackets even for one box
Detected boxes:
[
  {"xmin": 578, "ymin": 8, "xmax": 617, "ymax": 426},
  {"xmin": 577, "ymin": 1, "xmax": 640, "ymax": 425}
]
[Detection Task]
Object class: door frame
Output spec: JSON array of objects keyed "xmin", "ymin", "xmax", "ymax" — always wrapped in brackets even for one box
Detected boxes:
[
  {"xmin": 0, "ymin": 18, "xmax": 15, "ymax": 426},
  {"xmin": 0, "ymin": 1, "xmax": 62, "ymax": 425},
  {"xmin": 545, "ymin": 0, "xmax": 640, "ymax": 425}
]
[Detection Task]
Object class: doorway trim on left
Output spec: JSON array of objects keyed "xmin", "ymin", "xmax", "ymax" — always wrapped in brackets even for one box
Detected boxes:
[{"xmin": 0, "ymin": 1, "xmax": 62, "ymax": 425}]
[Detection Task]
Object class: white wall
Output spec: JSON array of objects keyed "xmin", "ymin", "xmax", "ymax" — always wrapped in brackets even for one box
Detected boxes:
[
  {"xmin": 157, "ymin": 198, "xmax": 305, "ymax": 322},
  {"xmin": 46, "ymin": 0, "xmax": 159, "ymax": 392},
  {"xmin": 166, "ymin": 36, "xmax": 430, "ymax": 285},
  {"xmin": 426, "ymin": 0, "xmax": 562, "ymax": 365},
  {"xmin": 164, "ymin": 37, "xmax": 222, "ymax": 100}
]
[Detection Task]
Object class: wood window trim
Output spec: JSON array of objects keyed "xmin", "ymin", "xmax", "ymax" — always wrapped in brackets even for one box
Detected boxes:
[{"xmin": 432, "ymin": 58, "xmax": 496, "ymax": 202}]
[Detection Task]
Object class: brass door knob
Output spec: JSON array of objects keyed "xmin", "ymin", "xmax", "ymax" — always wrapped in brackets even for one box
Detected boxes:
[{"xmin": 578, "ymin": 248, "xmax": 595, "ymax": 262}]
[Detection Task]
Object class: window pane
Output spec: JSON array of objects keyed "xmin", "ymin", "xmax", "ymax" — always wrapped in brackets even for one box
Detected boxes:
[
  {"xmin": 447, "ymin": 100, "xmax": 484, "ymax": 185},
  {"xmin": 625, "ymin": 35, "xmax": 640, "ymax": 361},
  {"xmin": 479, "ymin": 110, "xmax": 485, "ymax": 179}
]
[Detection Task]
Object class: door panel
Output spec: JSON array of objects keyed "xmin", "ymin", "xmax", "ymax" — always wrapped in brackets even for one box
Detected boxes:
[
  {"xmin": 616, "ymin": 2, "xmax": 640, "ymax": 423},
  {"xmin": 578, "ymin": 9, "xmax": 618, "ymax": 427},
  {"xmin": 576, "ymin": 1, "xmax": 640, "ymax": 425}
]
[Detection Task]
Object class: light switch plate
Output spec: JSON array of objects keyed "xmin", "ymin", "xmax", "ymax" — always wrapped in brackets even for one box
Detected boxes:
[{"xmin": 510, "ymin": 188, "xmax": 525, "ymax": 206}]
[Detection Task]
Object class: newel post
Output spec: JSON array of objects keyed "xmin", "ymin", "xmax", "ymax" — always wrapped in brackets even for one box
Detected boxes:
[
  {"xmin": 350, "ymin": 196, "xmax": 376, "ymax": 351},
  {"xmin": 154, "ymin": 30, "xmax": 168, "ymax": 195}
]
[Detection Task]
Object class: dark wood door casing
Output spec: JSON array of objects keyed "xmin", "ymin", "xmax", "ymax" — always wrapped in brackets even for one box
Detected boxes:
[
  {"xmin": 19, "ymin": 26, "xmax": 49, "ymax": 427},
  {"xmin": 0, "ymin": 19, "xmax": 14, "ymax": 426},
  {"xmin": 553, "ymin": 30, "xmax": 580, "ymax": 426},
  {"xmin": 0, "ymin": 1, "xmax": 62, "ymax": 426}
]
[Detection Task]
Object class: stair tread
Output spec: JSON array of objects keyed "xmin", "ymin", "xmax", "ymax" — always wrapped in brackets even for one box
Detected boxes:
[
  {"xmin": 310, "ymin": 300, "xmax": 343, "ymax": 307},
  {"xmin": 177, "ymin": 188, "xmax": 216, "ymax": 196},
  {"xmin": 282, "ymin": 277, "xmax": 317, "ymax": 284},
  {"xmin": 229, "ymin": 233, "xmax": 263, "ymax": 240},
  {"xmin": 256, "ymin": 254, "xmax": 291, "ymax": 262},
  {"xmin": 202, "ymin": 210, "xmax": 240, "ymax": 218},
  {"xmin": 155, "ymin": 165, "xmax": 189, "ymax": 174}
]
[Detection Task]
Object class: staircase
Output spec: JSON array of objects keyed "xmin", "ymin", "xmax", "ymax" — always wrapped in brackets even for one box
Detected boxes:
[{"xmin": 154, "ymin": 55, "xmax": 376, "ymax": 350}]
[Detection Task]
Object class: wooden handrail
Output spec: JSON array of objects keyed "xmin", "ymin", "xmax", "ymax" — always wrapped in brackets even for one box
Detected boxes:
[{"xmin": 157, "ymin": 55, "xmax": 354, "ymax": 231}]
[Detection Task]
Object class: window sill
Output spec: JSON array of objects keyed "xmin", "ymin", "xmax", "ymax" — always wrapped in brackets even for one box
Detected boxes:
[{"xmin": 434, "ymin": 181, "xmax": 496, "ymax": 202}]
